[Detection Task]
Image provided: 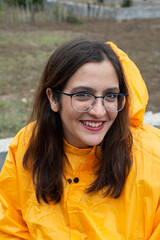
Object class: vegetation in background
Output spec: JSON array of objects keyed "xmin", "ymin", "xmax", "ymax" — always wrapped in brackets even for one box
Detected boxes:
[
  {"xmin": 121, "ymin": 0, "xmax": 132, "ymax": 7},
  {"xmin": 97, "ymin": 0, "xmax": 104, "ymax": 4},
  {"xmin": 0, "ymin": 0, "xmax": 83, "ymax": 24},
  {"xmin": 66, "ymin": 8, "xmax": 81, "ymax": 23},
  {"xmin": 5, "ymin": 0, "xmax": 43, "ymax": 7}
]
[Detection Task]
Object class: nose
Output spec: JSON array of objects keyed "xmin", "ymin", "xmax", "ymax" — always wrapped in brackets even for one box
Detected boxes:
[{"xmin": 89, "ymin": 98, "xmax": 107, "ymax": 118}]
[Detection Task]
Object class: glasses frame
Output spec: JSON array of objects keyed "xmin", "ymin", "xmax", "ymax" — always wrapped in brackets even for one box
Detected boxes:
[{"xmin": 56, "ymin": 90, "xmax": 128, "ymax": 113}]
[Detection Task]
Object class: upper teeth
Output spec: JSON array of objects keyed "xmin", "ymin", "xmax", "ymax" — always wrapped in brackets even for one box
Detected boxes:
[{"xmin": 83, "ymin": 121, "xmax": 103, "ymax": 127}]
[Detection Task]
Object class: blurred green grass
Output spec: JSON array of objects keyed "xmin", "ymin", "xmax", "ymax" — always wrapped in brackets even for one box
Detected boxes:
[
  {"xmin": 0, "ymin": 28, "xmax": 80, "ymax": 138},
  {"xmin": 0, "ymin": 100, "xmax": 30, "ymax": 138}
]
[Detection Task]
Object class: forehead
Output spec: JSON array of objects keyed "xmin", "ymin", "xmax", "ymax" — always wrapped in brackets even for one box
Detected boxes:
[{"xmin": 64, "ymin": 60, "xmax": 119, "ymax": 92}]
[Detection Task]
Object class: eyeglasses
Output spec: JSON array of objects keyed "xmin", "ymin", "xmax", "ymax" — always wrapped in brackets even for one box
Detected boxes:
[{"xmin": 57, "ymin": 90, "xmax": 128, "ymax": 113}]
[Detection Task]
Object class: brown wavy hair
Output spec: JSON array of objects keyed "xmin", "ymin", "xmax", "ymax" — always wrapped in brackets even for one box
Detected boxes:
[{"xmin": 23, "ymin": 38, "xmax": 133, "ymax": 204}]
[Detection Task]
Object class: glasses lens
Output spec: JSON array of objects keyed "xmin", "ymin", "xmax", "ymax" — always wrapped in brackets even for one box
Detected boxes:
[
  {"xmin": 72, "ymin": 93, "xmax": 95, "ymax": 112},
  {"xmin": 104, "ymin": 94, "xmax": 126, "ymax": 112}
]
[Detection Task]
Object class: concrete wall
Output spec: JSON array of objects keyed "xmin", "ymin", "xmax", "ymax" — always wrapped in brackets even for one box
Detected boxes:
[
  {"xmin": 0, "ymin": 138, "xmax": 13, "ymax": 170},
  {"xmin": 0, "ymin": 152, "xmax": 8, "ymax": 170},
  {"xmin": 63, "ymin": 2, "xmax": 160, "ymax": 20},
  {"xmin": 59, "ymin": 0, "xmax": 160, "ymax": 7}
]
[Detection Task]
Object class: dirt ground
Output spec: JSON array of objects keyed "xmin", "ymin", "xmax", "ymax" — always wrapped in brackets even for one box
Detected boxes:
[{"xmin": 0, "ymin": 18, "xmax": 160, "ymax": 137}]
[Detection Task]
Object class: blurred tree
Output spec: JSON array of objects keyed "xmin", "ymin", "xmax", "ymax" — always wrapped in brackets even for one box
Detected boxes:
[
  {"xmin": 5, "ymin": 0, "xmax": 43, "ymax": 7},
  {"xmin": 97, "ymin": 0, "xmax": 104, "ymax": 4},
  {"xmin": 121, "ymin": 0, "xmax": 132, "ymax": 7}
]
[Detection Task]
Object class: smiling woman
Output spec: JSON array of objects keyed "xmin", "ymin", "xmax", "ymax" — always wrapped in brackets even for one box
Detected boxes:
[
  {"xmin": 0, "ymin": 38, "xmax": 160, "ymax": 240},
  {"xmin": 46, "ymin": 60, "xmax": 121, "ymax": 148}
]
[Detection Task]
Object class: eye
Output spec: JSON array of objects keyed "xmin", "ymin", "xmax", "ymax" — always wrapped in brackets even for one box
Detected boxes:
[
  {"xmin": 74, "ymin": 92, "xmax": 92, "ymax": 101},
  {"xmin": 104, "ymin": 93, "xmax": 118, "ymax": 102}
]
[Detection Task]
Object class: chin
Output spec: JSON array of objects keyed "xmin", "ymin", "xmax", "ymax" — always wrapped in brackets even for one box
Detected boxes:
[{"xmin": 83, "ymin": 138, "xmax": 104, "ymax": 147}]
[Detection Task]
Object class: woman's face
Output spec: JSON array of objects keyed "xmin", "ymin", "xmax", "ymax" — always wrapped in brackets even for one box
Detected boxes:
[{"xmin": 49, "ymin": 60, "xmax": 119, "ymax": 148}]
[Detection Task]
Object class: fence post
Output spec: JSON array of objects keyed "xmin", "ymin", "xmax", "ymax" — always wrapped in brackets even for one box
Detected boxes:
[
  {"xmin": 26, "ymin": 0, "xmax": 31, "ymax": 22},
  {"xmin": 30, "ymin": 0, "xmax": 35, "ymax": 23},
  {"xmin": 5, "ymin": 3, "xmax": 10, "ymax": 23}
]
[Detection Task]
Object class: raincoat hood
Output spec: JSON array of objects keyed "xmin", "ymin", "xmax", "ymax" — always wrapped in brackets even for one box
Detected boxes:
[{"xmin": 107, "ymin": 42, "xmax": 149, "ymax": 127}]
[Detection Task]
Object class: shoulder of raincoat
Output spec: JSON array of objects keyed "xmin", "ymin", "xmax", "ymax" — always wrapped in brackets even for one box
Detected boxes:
[{"xmin": 0, "ymin": 42, "xmax": 160, "ymax": 240}]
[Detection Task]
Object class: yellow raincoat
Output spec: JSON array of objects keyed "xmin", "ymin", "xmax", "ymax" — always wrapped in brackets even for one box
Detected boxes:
[{"xmin": 0, "ymin": 42, "xmax": 160, "ymax": 240}]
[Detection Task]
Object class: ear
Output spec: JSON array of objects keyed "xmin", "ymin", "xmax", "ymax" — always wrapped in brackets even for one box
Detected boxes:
[{"xmin": 46, "ymin": 88, "xmax": 59, "ymax": 112}]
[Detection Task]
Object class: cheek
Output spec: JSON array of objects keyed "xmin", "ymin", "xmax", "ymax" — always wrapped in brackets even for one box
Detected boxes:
[
  {"xmin": 108, "ymin": 112, "xmax": 118, "ymax": 121},
  {"xmin": 60, "ymin": 97, "xmax": 71, "ymax": 115},
  {"xmin": 60, "ymin": 98, "xmax": 78, "ymax": 123}
]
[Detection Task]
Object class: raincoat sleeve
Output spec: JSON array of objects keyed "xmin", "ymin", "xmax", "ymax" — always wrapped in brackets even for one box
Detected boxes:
[
  {"xmin": 138, "ymin": 124, "xmax": 160, "ymax": 240},
  {"xmin": 0, "ymin": 131, "xmax": 30, "ymax": 239},
  {"xmin": 149, "ymin": 203, "xmax": 160, "ymax": 239},
  {"xmin": 149, "ymin": 158, "xmax": 160, "ymax": 240}
]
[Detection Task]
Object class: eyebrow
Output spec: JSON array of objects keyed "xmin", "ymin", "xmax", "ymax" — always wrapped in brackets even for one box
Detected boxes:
[{"xmin": 71, "ymin": 86, "xmax": 120, "ymax": 93}]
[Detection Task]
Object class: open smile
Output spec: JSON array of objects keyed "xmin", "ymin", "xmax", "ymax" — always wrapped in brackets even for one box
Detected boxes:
[
  {"xmin": 82, "ymin": 121, "xmax": 103, "ymax": 128},
  {"xmin": 80, "ymin": 120, "xmax": 106, "ymax": 131}
]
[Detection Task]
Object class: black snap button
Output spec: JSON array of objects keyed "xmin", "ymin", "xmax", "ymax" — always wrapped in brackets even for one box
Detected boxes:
[
  {"xmin": 73, "ymin": 177, "xmax": 79, "ymax": 183},
  {"xmin": 67, "ymin": 179, "xmax": 72, "ymax": 184}
]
